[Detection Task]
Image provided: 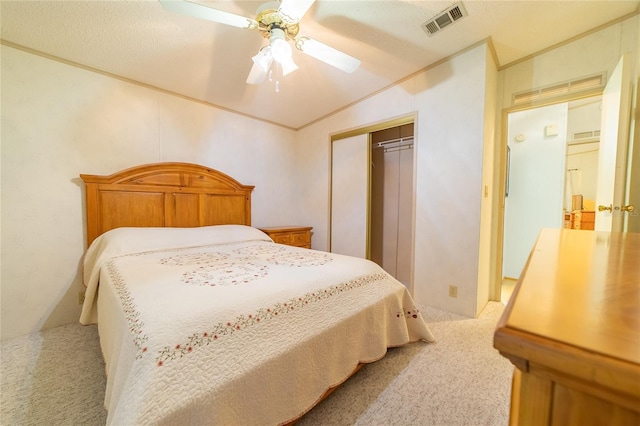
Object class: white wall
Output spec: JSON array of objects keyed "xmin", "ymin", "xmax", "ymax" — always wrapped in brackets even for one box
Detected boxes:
[
  {"xmin": 567, "ymin": 98, "xmax": 603, "ymax": 138},
  {"xmin": 413, "ymin": 45, "xmax": 494, "ymax": 316},
  {"xmin": 298, "ymin": 43, "xmax": 496, "ymax": 318},
  {"xmin": 1, "ymin": 45, "xmax": 298, "ymax": 340}
]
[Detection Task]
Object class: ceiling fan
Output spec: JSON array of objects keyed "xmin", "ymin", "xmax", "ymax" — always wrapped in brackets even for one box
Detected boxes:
[{"xmin": 159, "ymin": 0, "xmax": 361, "ymax": 87}]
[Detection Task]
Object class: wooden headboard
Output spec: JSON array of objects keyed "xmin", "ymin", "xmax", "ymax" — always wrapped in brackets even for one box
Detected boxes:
[{"xmin": 80, "ymin": 162, "xmax": 254, "ymax": 246}]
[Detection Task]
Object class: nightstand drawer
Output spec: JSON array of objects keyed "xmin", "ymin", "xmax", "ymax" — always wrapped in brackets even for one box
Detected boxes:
[
  {"xmin": 290, "ymin": 232, "xmax": 310, "ymax": 247},
  {"xmin": 258, "ymin": 226, "xmax": 312, "ymax": 249},
  {"xmin": 272, "ymin": 233, "xmax": 293, "ymax": 245}
]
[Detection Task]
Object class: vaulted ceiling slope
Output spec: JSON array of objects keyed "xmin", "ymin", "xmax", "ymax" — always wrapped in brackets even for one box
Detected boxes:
[{"xmin": 2, "ymin": 1, "xmax": 639, "ymax": 129}]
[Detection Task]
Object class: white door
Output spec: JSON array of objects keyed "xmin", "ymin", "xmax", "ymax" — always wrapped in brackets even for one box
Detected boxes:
[
  {"xmin": 595, "ymin": 54, "xmax": 633, "ymax": 231},
  {"xmin": 330, "ymin": 134, "xmax": 369, "ymax": 257}
]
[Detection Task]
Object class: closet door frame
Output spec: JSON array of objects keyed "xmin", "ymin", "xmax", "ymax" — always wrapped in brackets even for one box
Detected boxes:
[{"xmin": 328, "ymin": 114, "xmax": 418, "ymax": 293}]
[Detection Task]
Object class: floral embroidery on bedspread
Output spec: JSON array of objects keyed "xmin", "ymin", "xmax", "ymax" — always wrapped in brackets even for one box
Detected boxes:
[
  {"xmin": 159, "ymin": 252, "xmax": 269, "ymax": 286},
  {"xmin": 159, "ymin": 252, "xmax": 230, "ymax": 266},
  {"xmin": 157, "ymin": 244, "xmax": 332, "ymax": 287},
  {"xmin": 155, "ymin": 272, "xmax": 388, "ymax": 366},
  {"xmin": 233, "ymin": 244, "xmax": 331, "ymax": 267},
  {"xmin": 397, "ymin": 308, "xmax": 421, "ymax": 319},
  {"xmin": 105, "ymin": 261, "xmax": 150, "ymax": 358}
]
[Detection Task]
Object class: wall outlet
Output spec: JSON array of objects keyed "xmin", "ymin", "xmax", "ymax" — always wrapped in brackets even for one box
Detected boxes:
[
  {"xmin": 449, "ymin": 285, "xmax": 458, "ymax": 298},
  {"xmin": 78, "ymin": 291, "xmax": 85, "ymax": 305}
]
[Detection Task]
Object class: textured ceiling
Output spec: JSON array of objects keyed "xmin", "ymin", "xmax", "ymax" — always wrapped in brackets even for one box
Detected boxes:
[{"xmin": 2, "ymin": 1, "xmax": 639, "ymax": 129}]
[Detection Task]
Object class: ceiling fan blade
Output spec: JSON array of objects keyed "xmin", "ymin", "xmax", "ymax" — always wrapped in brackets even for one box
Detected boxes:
[
  {"xmin": 278, "ymin": 0, "xmax": 316, "ymax": 23},
  {"xmin": 159, "ymin": 0, "xmax": 257, "ymax": 29},
  {"xmin": 295, "ymin": 36, "xmax": 361, "ymax": 73}
]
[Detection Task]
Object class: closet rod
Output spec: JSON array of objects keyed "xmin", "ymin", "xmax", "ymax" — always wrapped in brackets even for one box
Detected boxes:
[
  {"xmin": 384, "ymin": 145, "xmax": 413, "ymax": 154},
  {"xmin": 374, "ymin": 136, "xmax": 414, "ymax": 147}
]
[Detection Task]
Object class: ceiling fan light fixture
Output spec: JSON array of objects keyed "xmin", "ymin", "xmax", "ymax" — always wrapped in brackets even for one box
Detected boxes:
[
  {"xmin": 269, "ymin": 28, "xmax": 292, "ymax": 64},
  {"xmin": 246, "ymin": 63, "xmax": 267, "ymax": 84},
  {"xmin": 271, "ymin": 38, "xmax": 291, "ymax": 63},
  {"xmin": 279, "ymin": 55, "xmax": 299, "ymax": 76},
  {"xmin": 251, "ymin": 46, "xmax": 273, "ymax": 73},
  {"xmin": 164, "ymin": 0, "xmax": 360, "ymax": 85}
]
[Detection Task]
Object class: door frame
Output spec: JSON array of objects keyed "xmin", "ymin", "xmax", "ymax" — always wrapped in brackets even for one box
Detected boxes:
[
  {"xmin": 491, "ymin": 89, "xmax": 604, "ymax": 301},
  {"xmin": 328, "ymin": 113, "xmax": 417, "ymax": 291}
]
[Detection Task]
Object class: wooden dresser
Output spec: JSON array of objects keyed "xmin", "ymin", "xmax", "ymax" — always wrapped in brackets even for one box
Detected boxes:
[
  {"xmin": 258, "ymin": 226, "xmax": 312, "ymax": 249},
  {"xmin": 494, "ymin": 229, "xmax": 640, "ymax": 426},
  {"xmin": 563, "ymin": 211, "xmax": 596, "ymax": 230}
]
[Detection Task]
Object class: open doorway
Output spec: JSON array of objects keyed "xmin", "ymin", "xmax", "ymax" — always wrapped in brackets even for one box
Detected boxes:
[
  {"xmin": 501, "ymin": 95, "xmax": 602, "ymax": 293},
  {"xmin": 564, "ymin": 97, "xmax": 603, "ymax": 229},
  {"xmin": 496, "ymin": 55, "xmax": 635, "ymax": 304}
]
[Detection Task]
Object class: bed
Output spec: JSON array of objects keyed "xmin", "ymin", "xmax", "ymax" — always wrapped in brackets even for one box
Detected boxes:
[{"xmin": 79, "ymin": 162, "xmax": 435, "ymax": 425}]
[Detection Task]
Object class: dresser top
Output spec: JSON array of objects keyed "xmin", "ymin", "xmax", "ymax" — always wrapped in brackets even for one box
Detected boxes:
[{"xmin": 504, "ymin": 228, "xmax": 640, "ymax": 365}]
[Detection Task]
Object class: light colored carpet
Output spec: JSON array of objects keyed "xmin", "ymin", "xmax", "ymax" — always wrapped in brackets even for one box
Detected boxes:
[
  {"xmin": 1, "ymin": 301, "xmax": 513, "ymax": 425},
  {"xmin": 1, "ymin": 321, "xmax": 107, "ymax": 425}
]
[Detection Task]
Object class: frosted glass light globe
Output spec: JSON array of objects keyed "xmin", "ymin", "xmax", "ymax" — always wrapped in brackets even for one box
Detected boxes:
[{"xmin": 270, "ymin": 37, "xmax": 291, "ymax": 64}]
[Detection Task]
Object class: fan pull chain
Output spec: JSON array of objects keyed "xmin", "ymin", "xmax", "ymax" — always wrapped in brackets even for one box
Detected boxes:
[
  {"xmin": 264, "ymin": 63, "xmax": 282, "ymax": 92},
  {"xmin": 272, "ymin": 63, "xmax": 281, "ymax": 93}
]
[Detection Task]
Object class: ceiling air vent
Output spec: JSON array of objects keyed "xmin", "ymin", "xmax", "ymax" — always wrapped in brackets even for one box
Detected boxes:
[
  {"xmin": 572, "ymin": 130, "xmax": 601, "ymax": 140},
  {"xmin": 421, "ymin": 2, "xmax": 468, "ymax": 37}
]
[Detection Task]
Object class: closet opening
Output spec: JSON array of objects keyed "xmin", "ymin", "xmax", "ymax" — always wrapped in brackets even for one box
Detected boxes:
[
  {"xmin": 370, "ymin": 124, "xmax": 414, "ymax": 288},
  {"xmin": 329, "ymin": 116, "xmax": 416, "ymax": 292}
]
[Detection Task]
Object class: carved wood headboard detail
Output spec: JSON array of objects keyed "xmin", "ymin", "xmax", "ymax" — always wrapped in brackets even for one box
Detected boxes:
[{"xmin": 80, "ymin": 162, "xmax": 254, "ymax": 246}]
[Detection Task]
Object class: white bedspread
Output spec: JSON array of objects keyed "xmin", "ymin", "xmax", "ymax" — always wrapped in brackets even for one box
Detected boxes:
[{"xmin": 81, "ymin": 225, "xmax": 435, "ymax": 425}]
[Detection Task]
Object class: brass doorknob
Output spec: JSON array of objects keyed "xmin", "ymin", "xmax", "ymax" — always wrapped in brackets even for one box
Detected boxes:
[
  {"xmin": 621, "ymin": 205, "xmax": 635, "ymax": 212},
  {"xmin": 598, "ymin": 204, "xmax": 612, "ymax": 212}
]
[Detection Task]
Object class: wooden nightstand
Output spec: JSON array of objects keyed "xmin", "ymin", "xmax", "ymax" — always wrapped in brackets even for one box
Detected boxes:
[{"xmin": 258, "ymin": 226, "xmax": 312, "ymax": 249}]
